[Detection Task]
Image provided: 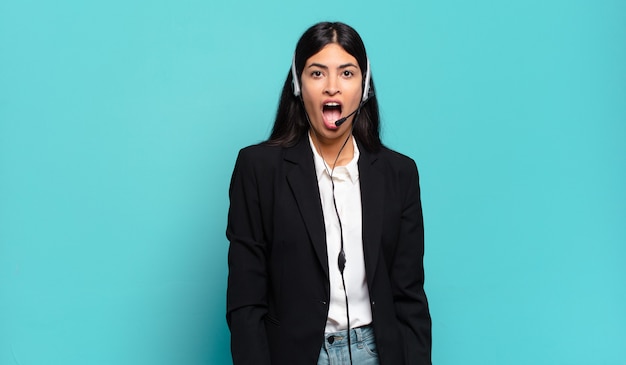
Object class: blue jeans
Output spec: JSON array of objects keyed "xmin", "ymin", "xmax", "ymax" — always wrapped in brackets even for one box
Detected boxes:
[{"xmin": 317, "ymin": 325, "xmax": 380, "ymax": 365}]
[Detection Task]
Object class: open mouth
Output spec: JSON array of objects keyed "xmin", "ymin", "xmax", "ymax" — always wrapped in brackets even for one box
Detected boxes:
[{"xmin": 322, "ymin": 102, "xmax": 342, "ymax": 123}]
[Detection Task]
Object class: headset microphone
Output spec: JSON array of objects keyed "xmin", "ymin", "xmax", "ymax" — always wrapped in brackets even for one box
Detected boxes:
[
  {"xmin": 334, "ymin": 94, "xmax": 372, "ymax": 127},
  {"xmin": 334, "ymin": 109, "xmax": 358, "ymax": 128}
]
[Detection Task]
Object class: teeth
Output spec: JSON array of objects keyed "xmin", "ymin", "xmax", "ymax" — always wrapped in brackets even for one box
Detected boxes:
[{"xmin": 324, "ymin": 102, "xmax": 340, "ymax": 107}]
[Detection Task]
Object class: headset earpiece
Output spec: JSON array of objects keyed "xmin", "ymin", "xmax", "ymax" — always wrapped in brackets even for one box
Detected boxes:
[
  {"xmin": 291, "ymin": 56, "xmax": 301, "ymax": 97},
  {"xmin": 362, "ymin": 58, "xmax": 371, "ymax": 102}
]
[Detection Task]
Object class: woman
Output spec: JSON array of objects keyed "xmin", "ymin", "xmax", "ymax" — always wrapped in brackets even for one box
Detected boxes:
[{"xmin": 226, "ymin": 22, "xmax": 431, "ymax": 365}]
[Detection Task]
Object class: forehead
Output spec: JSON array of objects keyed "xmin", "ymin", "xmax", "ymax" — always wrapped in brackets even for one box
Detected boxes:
[{"xmin": 305, "ymin": 43, "xmax": 359, "ymax": 68}]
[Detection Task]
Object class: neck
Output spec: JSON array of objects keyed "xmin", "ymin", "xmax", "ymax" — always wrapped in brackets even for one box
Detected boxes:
[{"xmin": 309, "ymin": 130, "xmax": 354, "ymax": 168}]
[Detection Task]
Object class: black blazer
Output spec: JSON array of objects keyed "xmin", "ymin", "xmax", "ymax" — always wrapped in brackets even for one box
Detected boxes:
[{"xmin": 226, "ymin": 136, "xmax": 431, "ymax": 365}]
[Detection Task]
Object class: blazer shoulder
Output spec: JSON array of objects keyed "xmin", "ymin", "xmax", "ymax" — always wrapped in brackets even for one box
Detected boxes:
[
  {"xmin": 238, "ymin": 142, "xmax": 283, "ymax": 158},
  {"xmin": 234, "ymin": 142, "xmax": 285, "ymax": 169},
  {"xmin": 377, "ymin": 146, "xmax": 419, "ymax": 172}
]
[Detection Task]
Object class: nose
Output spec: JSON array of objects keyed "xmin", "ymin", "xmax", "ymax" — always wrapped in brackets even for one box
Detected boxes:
[{"xmin": 324, "ymin": 76, "xmax": 340, "ymax": 95}]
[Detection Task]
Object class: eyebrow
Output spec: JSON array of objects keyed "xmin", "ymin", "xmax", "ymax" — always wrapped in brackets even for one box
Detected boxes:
[{"xmin": 307, "ymin": 62, "xmax": 359, "ymax": 70}]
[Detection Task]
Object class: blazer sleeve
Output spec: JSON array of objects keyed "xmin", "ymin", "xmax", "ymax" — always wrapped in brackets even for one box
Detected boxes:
[
  {"xmin": 392, "ymin": 159, "xmax": 432, "ymax": 364},
  {"xmin": 226, "ymin": 148, "xmax": 272, "ymax": 365}
]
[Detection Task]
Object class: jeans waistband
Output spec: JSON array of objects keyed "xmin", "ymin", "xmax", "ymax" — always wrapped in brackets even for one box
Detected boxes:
[{"xmin": 324, "ymin": 324, "xmax": 374, "ymax": 346}]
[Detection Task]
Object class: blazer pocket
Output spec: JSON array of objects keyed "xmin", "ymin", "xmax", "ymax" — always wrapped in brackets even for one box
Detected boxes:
[{"xmin": 264, "ymin": 314, "xmax": 280, "ymax": 327}]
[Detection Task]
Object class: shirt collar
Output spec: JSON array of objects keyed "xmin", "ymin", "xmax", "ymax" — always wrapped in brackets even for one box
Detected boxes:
[{"xmin": 308, "ymin": 133, "xmax": 360, "ymax": 184}]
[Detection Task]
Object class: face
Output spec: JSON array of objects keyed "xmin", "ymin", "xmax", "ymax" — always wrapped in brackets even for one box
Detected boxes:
[{"xmin": 300, "ymin": 43, "xmax": 363, "ymax": 143}]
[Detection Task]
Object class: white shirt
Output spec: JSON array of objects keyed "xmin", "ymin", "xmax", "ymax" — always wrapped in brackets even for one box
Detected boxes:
[{"xmin": 309, "ymin": 134, "xmax": 373, "ymax": 332}]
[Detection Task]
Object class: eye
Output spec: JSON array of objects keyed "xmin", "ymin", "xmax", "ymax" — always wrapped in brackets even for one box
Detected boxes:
[
  {"xmin": 342, "ymin": 70, "xmax": 355, "ymax": 78},
  {"xmin": 310, "ymin": 70, "xmax": 323, "ymax": 78}
]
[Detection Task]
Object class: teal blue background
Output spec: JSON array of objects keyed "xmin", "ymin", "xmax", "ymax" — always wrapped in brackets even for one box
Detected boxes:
[{"xmin": 1, "ymin": 0, "xmax": 625, "ymax": 364}]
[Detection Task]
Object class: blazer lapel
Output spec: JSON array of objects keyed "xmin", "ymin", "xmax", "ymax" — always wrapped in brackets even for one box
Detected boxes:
[
  {"xmin": 284, "ymin": 137, "xmax": 329, "ymax": 279},
  {"xmin": 358, "ymin": 145, "xmax": 384, "ymax": 287}
]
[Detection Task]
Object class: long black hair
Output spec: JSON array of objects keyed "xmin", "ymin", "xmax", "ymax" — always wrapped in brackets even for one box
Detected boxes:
[{"xmin": 267, "ymin": 22, "xmax": 382, "ymax": 152}]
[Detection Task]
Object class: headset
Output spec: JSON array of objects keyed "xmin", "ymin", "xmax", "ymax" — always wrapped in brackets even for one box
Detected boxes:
[
  {"xmin": 292, "ymin": 51, "xmax": 373, "ymax": 365},
  {"xmin": 291, "ymin": 55, "xmax": 372, "ymax": 102}
]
